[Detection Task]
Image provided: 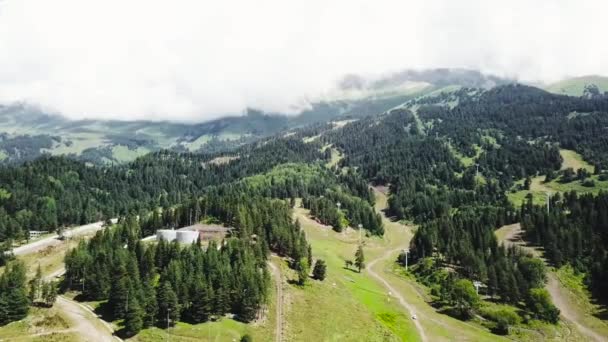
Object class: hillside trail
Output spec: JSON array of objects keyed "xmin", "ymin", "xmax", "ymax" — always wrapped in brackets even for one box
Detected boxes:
[
  {"xmin": 495, "ymin": 223, "xmax": 607, "ymax": 342},
  {"xmin": 267, "ymin": 259, "xmax": 284, "ymax": 342},
  {"xmin": 56, "ymin": 296, "xmax": 120, "ymax": 342},
  {"xmin": 367, "ymin": 244, "xmax": 428, "ymax": 342}
]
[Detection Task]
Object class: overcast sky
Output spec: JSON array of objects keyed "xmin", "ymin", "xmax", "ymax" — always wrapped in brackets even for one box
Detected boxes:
[{"xmin": 0, "ymin": 0, "xmax": 606, "ymax": 122}]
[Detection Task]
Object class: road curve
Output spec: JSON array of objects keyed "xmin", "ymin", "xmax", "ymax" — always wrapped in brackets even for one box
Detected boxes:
[{"xmin": 56, "ymin": 296, "xmax": 121, "ymax": 342}]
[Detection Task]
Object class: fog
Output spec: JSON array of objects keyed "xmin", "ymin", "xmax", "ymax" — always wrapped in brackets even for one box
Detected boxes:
[{"xmin": 0, "ymin": 0, "xmax": 606, "ymax": 122}]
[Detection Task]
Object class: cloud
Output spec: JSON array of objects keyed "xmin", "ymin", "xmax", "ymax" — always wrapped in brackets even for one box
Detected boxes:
[{"xmin": 0, "ymin": 0, "xmax": 606, "ymax": 122}]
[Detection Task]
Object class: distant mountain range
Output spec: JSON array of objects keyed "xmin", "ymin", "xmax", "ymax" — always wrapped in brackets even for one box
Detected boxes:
[{"xmin": 0, "ymin": 69, "xmax": 605, "ymax": 165}]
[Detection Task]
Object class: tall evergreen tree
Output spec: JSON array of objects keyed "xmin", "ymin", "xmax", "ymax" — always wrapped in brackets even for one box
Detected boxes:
[
  {"xmin": 157, "ymin": 281, "xmax": 179, "ymax": 328},
  {"xmin": 354, "ymin": 245, "xmax": 365, "ymax": 273},
  {"xmin": 124, "ymin": 297, "xmax": 144, "ymax": 337}
]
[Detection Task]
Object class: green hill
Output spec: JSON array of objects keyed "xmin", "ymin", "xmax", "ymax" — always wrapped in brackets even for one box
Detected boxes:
[{"xmin": 544, "ymin": 75, "xmax": 608, "ymax": 96}]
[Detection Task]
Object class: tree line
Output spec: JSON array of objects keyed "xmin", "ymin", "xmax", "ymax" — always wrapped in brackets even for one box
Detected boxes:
[{"xmin": 0, "ymin": 138, "xmax": 323, "ymax": 243}]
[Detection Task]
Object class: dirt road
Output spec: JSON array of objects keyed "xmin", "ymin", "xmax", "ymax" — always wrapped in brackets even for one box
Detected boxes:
[
  {"xmin": 56, "ymin": 296, "xmax": 120, "ymax": 342},
  {"xmin": 12, "ymin": 220, "xmax": 116, "ymax": 256},
  {"xmin": 546, "ymin": 274, "xmax": 606, "ymax": 342},
  {"xmin": 495, "ymin": 223, "xmax": 607, "ymax": 342},
  {"xmin": 367, "ymin": 246, "xmax": 428, "ymax": 342},
  {"xmin": 268, "ymin": 260, "xmax": 284, "ymax": 342}
]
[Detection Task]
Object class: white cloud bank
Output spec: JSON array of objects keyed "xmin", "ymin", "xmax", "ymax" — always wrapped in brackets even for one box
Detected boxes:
[{"xmin": 0, "ymin": 0, "xmax": 606, "ymax": 122}]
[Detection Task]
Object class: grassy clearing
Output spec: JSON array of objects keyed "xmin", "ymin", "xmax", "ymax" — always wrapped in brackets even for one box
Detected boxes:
[
  {"xmin": 135, "ymin": 317, "xmax": 273, "ymax": 342},
  {"xmin": 559, "ymin": 149, "xmax": 593, "ymax": 171},
  {"xmin": 17, "ymin": 236, "xmax": 89, "ymax": 279},
  {"xmin": 325, "ymin": 147, "xmax": 343, "ymax": 168},
  {"xmin": 45, "ymin": 133, "xmax": 107, "ymax": 156},
  {"xmin": 447, "ymin": 143, "xmax": 482, "ymax": 168},
  {"xmin": 303, "ymin": 134, "xmax": 321, "ymax": 143},
  {"xmin": 408, "ymin": 105, "xmax": 426, "ymax": 135},
  {"xmin": 545, "ymin": 75, "xmax": 608, "ymax": 96},
  {"xmin": 0, "ymin": 307, "xmax": 77, "ymax": 342},
  {"xmin": 508, "ymin": 174, "xmax": 608, "ymax": 207},
  {"xmin": 291, "ymin": 206, "xmax": 420, "ymax": 341},
  {"xmin": 182, "ymin": 134, "xmax": 212, "ymax": 151},
  {"xmin": 331, "ymin": 119, "xmax": 357, "ymax": 129},
  {"xmin": 111, "ymin": 145, "xmax": 150, "ymax": 163}
]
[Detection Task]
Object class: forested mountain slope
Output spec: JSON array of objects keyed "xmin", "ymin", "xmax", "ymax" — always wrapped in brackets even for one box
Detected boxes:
[
  {"xmin": 2, "ymin": 82, "xmax": 608, "ymax": 338},
  {"xmin": 0, "ymin": 68, "xmax": 509, "ymax": 165}
]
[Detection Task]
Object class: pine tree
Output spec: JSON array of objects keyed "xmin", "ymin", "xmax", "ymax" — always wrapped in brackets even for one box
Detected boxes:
[
  {"xmin": 142, "ymin": 278, "xmax": 158, "ymax": 328},
  {"xmin": 354, "ymin": 245, "xmax": 365, "ymax": 272},
  {"xmin": 189, "ymin": 280, "xmax": 212, "ymax": 323},
  {"xmin": 1, "ymin": 262, "xmax": 29, "ymax": 322},
  {"xmin": 296, "ymin": 258, "xmax": 309, "ymax": 285},
  {"xmin": 124, "ymin": 297, "xmax": 144, "ymax": 337},
  {"xmin": 307, "ymin": 244, "xmax": 313, "ymax": 269},
  {"xmin": 43, "ymin": 281, "xmax": 58, "ymax": 307},
  {"xmin": 28, "ymin": 264, "xmax": 42, "ymax": 303},
  {"xmin": 41, "ymin": 282, "xmax": 49, "ymax": 306},
  {"xmin": 0, "ymin": 296, "xmax": 9, "ymax": 325},
  {"xmin": 157, "ymin": 281, "xmax": 179, "ymax": 328},
  {"xmin": 312, "ymin": 259, "xmax": 327, "ymax": 281},
  {"xmin": 108, "ymin": 270, "xmax": 129, "ymax": 320}
]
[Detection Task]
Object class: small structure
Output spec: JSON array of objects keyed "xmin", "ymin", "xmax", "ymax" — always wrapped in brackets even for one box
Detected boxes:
[
  {"xmin": 29, "ymin": 230, "xmax": 48, "ymax": 240},
  {"xmin": 180, "ymin": 223, "xmax": 233, "ymax": 241},
  {"xmin": 155, "ymin": 224, "xmax": 233, "ymax": 244},
  {"xmin": 156, "ymin": 229, "xmax": 177, "ymax": 242},
  {"xmin": 176, "ymin": 230, "xmax": 199, "ymax": 244}
]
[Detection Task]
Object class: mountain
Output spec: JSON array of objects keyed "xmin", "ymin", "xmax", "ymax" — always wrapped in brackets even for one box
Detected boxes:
[
  {"xmin": 544, "ymin": 75, "xmax": 608, "ymax": 96},
  {"xmin": 0, "ymin": 69, "xmax": 510, "ymax": 165}
]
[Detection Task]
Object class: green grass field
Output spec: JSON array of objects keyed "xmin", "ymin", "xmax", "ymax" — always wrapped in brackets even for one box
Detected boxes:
[
  {"xmin": 45, "ymin": 133, "xmax": 108, "ymax": 156},
  {"xmin": 508, "ymin": 174, "xmax": 608, "ymax": 207},
  {"xmin": 545, "ymin": 76, "xmax": 608, "ymax": 96},
  {"xmin": 508, "ymin": 150, "xmax": 607, "ymax": 206},
  {"xmin": 135, "ymin": 317, "xmax": 273, "ymax": 342},
  {"xmin": 291, "ymin": 206, "xmax": 421, "ymax": 341},
  {"xmin": 0, "ymin": 307, "xmax": 77, "ymax": 342},
  {"xmin": 111, "ymin": 145, "xmax": 151, "ymax": 163},
  {"xmin": 559, "ymin": 149, "xmax": 593, "ymax": 171}
]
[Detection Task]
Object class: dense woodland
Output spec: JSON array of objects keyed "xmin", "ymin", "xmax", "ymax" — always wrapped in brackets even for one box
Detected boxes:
[
  {"xmin": 0, "ymin": 139, "xmax": 323, "ymax": 242},
  {"xmin": 64, "ymin": 184, "xmax": 310, "ymax": 336},
  {"xmin": 322, "ymin": 85, "xmax": 608, "ymax": 324}
]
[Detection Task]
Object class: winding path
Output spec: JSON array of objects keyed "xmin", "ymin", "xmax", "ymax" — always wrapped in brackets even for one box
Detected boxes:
[{"xmin": 267, "ymin": 260, "xmax": 284, "ymax": 342}]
